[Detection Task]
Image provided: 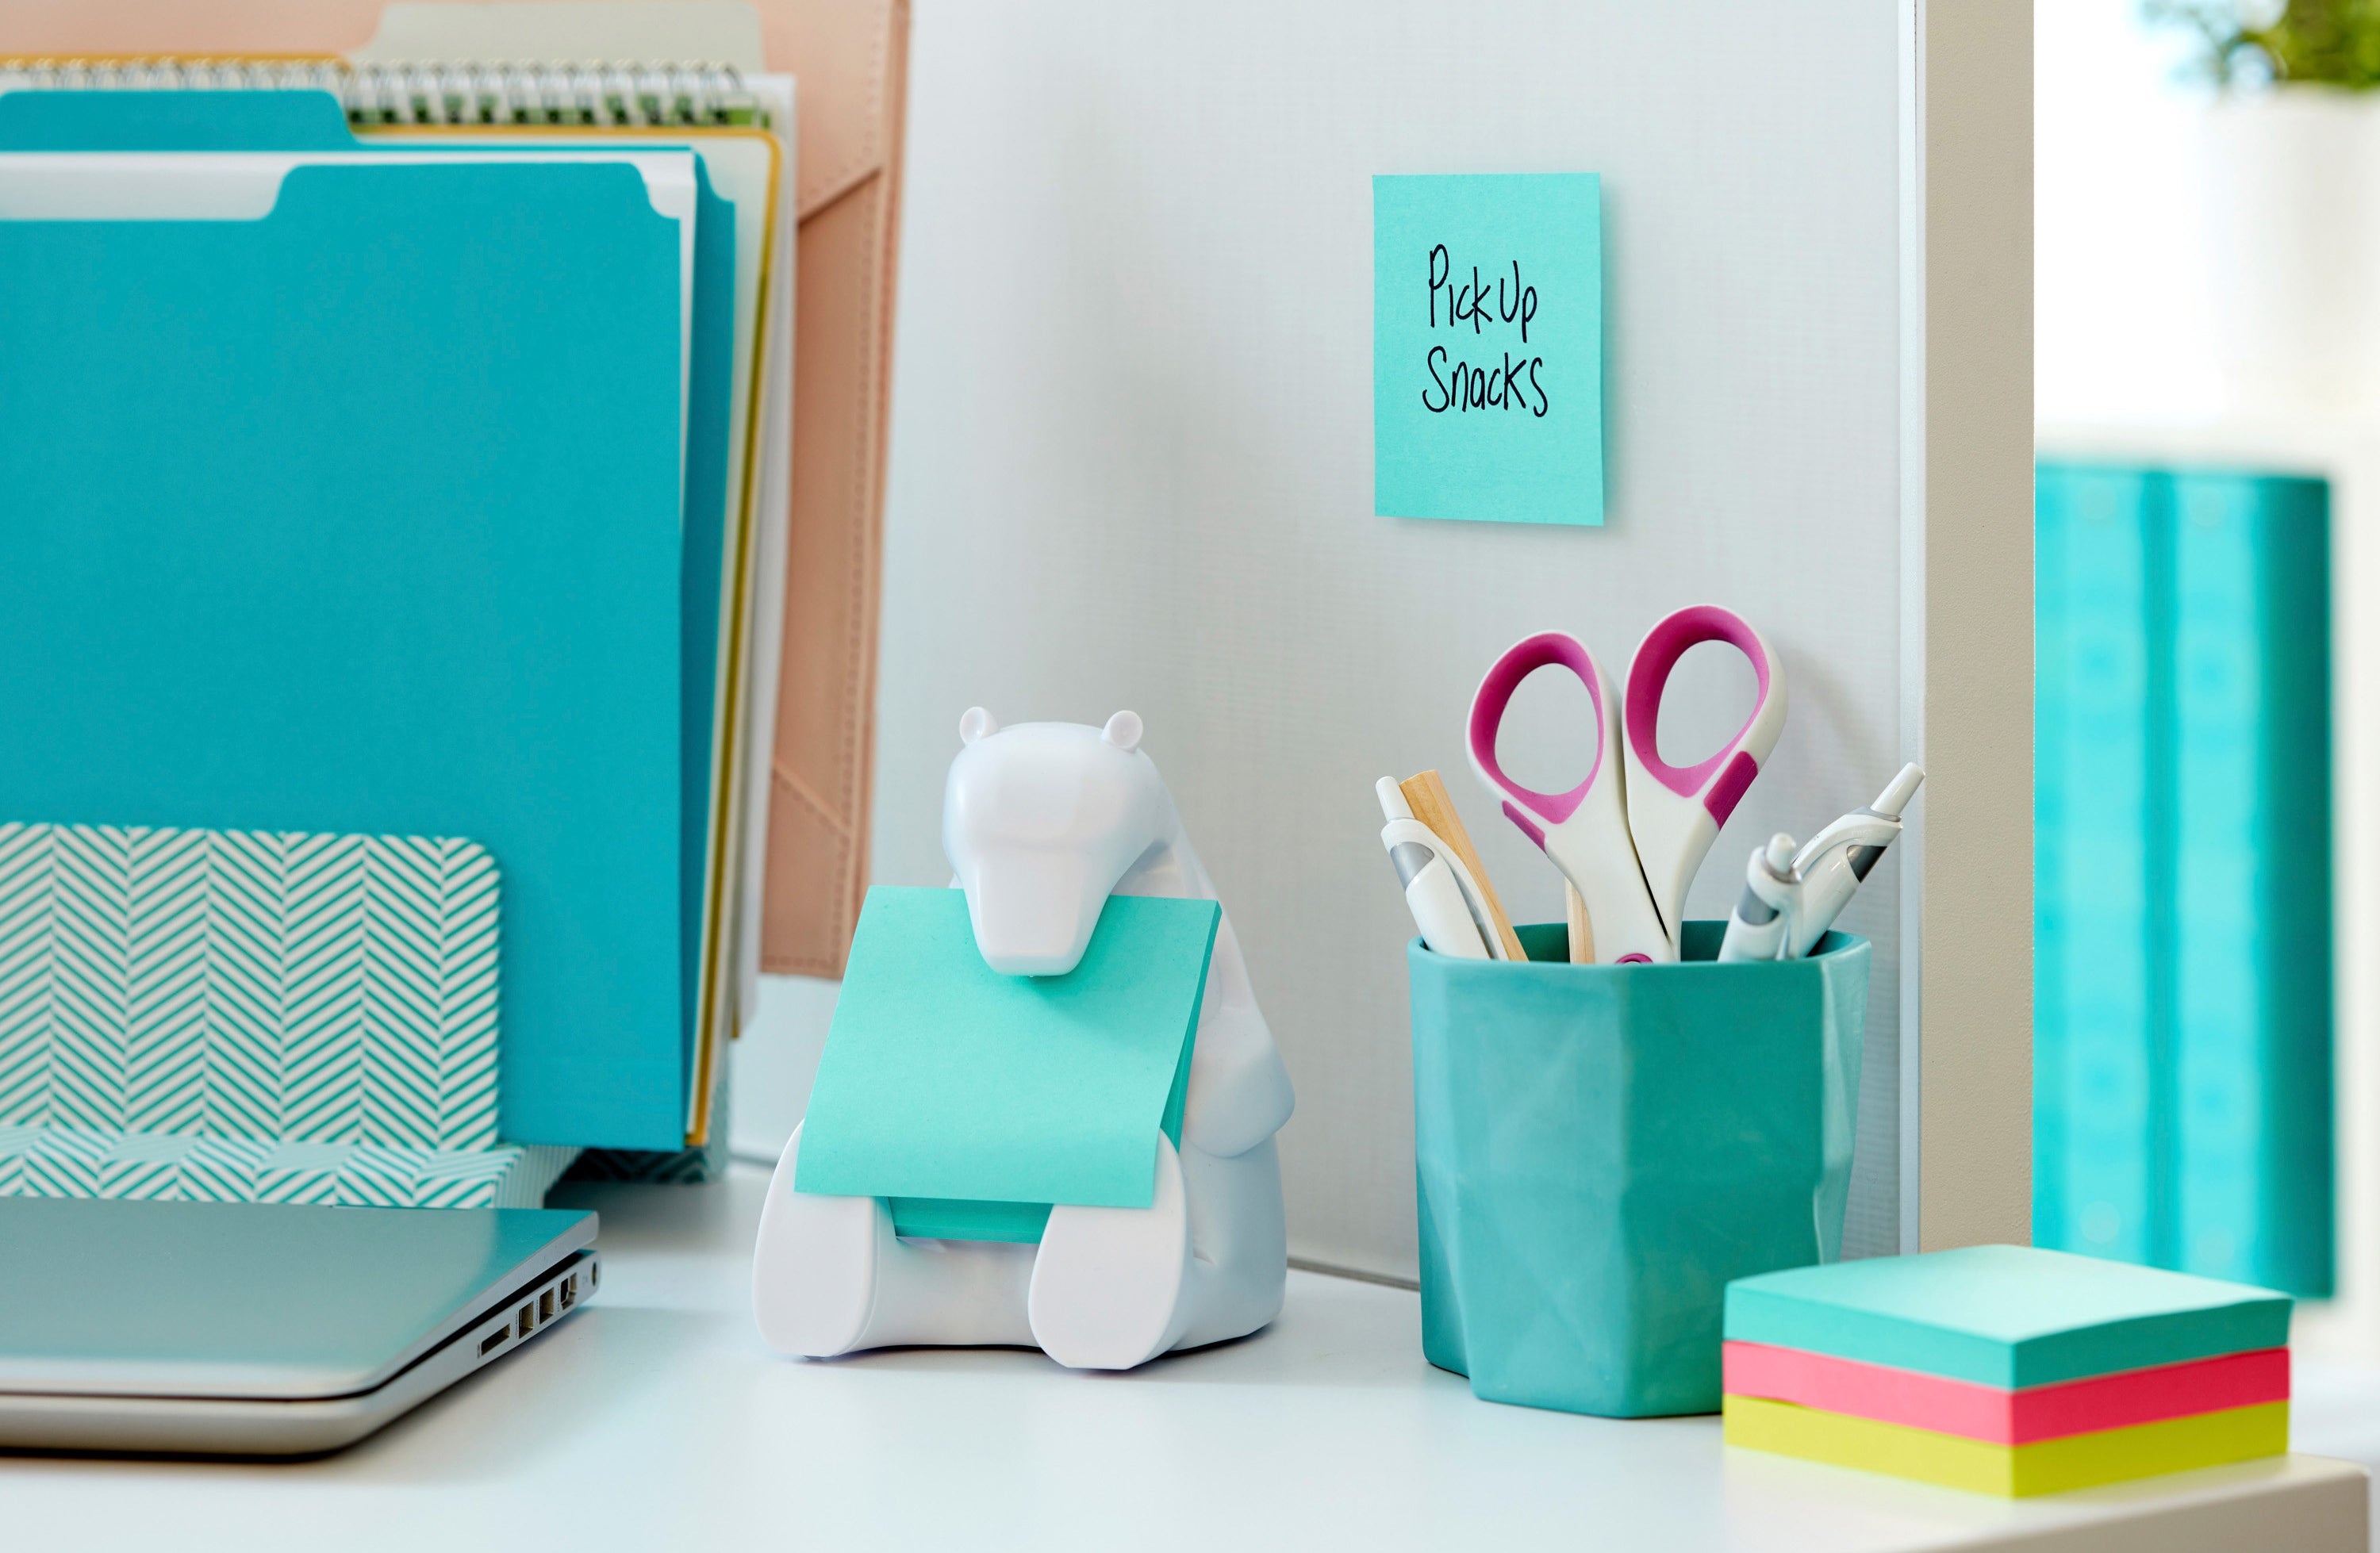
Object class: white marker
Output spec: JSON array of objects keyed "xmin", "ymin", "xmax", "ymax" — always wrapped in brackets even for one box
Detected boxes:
[
  {"xmin": 1718, "ymin": 833, "xmax": 1801, "ymax": 963},
  {"xmin": 1787, "ymin": 763, "xmax": 1925, "ymax": 957},
  {"xmin": 1376, "ymin": 776, "xmax": 1505, "ymax": 960}
]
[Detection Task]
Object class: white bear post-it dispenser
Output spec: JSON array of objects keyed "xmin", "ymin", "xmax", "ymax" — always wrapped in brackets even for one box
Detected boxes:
[{"xmin": 751, "ymin": 709, "xmax": 1295, "ymax": 1370}]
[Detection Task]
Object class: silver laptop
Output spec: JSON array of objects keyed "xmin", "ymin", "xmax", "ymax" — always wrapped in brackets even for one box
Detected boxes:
[{"xmin": 0, "ymin": 1195, "xmax": 597, "ymax": 1456}]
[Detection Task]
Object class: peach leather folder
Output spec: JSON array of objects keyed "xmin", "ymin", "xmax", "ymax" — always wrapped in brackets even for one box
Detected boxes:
[{"xmin": 0, "ymin": 0, "xmax": 908, "ymax": 982}]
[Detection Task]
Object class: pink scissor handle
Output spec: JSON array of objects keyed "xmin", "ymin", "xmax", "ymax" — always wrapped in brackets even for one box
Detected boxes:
[
  {"xmin": 1622, "ymin": 604, "xmax": 1778, "ymax": 826},
  {"xmin": 1467, "ymin": 631, "xmax": 1607, "ymax": 828}
]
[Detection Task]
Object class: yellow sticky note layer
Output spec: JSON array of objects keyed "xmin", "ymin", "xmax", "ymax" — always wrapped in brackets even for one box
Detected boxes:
[{"xmin": 1722, "ymin": 1395, "xmax": 2288, "ymax": 1497}]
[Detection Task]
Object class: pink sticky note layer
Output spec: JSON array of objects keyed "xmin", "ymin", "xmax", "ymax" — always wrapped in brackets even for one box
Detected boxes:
[{"xmin": 1722, "ymin": 1340, "xmax": 2290, "ymax": 1446}]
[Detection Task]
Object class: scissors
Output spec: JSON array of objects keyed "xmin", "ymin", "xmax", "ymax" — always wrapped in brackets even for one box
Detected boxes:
[{"xmin": 1465, "ymin": 604, "xmax": 1787, "ymax": 964}]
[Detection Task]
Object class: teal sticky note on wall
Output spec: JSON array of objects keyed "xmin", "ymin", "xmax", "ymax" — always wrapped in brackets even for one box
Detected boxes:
[
  {"xmin": 795, "ymin": 888, "xmax": 1219, "ymax": 1240},
  {"xmin": 1373, "ymin": 172, "xmax": 1603, "ymax": 526}
]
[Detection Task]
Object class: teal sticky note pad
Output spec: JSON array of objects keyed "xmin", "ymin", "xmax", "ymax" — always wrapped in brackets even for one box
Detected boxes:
[
  {"xmin": 1725, "ymin": 1245, "xmax": 2292, "ymax": 1390},
  {"xmin": 884, "ymin": 1197, "xmax": 1054, "ymax": 1244},
  {"xmin": 796, "ymin": 888, "xmax": 1220, "ymax": 1237},
  {"xmin": 1373, "ymin": 172, "xmax": 1603, "ymax": 526}
]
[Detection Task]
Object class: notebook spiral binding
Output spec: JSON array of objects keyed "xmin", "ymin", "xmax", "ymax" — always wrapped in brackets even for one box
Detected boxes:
[{"xmin": 0, "ymin": 57, "xmax": 765, "ymax": 128}]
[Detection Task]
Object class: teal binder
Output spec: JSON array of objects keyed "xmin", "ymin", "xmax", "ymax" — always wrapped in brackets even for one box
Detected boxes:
[
  {"xmin": 0, "ymin": 129, "xmax": 716, "ymax": 1148},
  {"xmin": 2171, "ymin": 473, "xmax": 2332, "ymax": 1294},
  {"xmin": 2034, "ymin": 466, "xmax": 2158, "ymax": 1267},
  {"xmin": 2034, "ymin": 462, "xmax": 2332, "ymax": 1296}
]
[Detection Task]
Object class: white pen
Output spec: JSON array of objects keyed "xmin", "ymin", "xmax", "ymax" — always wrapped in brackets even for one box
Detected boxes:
[
  {"xmin": 1376, "ymin": 776, "xmax": 1503, "ymax": 960},
  {"xmin": 1787, "ymin": 762, "xmax": 1925, "ymax": 957},
  {"xmin": 1718, "ymin": 833, "xmax": 1800, "ymax": 963}
]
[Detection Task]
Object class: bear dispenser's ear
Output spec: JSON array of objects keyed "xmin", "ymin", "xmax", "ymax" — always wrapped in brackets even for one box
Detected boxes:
[
  {"xmin": 1102, "ymin": 710, "xmax": 1143, "ymax": 753},
  {"xmin": 959, "ymin": 707, "xmax": 998, "ymax": 746}
]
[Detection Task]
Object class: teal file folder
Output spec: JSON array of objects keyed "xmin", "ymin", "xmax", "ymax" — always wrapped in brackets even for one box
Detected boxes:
[
  {"xmin": 0, "ymin": 88, "xmax": 356, "ymax": 151},
  {"xmin": 0, "ymin": 151, "xmax": 693, "ymax": 1148},
  {"xmin": 797, "ymin": 888, "xmax": 1220, "ymax": 1244},
  {"xmin": 679, "ymin": 141, "xmax": 736, "ymax": 1086},
  {"xmin": 0, "ymin": 91, "xmax": 744, "ymax": 1145},
  {"xmin": 2034, "ymin": 462, "xmax": 2332, "ymax": 1296}
]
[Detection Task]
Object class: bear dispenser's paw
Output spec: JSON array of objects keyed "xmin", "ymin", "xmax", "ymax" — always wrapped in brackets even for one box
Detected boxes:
[
  {"xmin": 751, "ymin": 1122, "xmax": 889, "ymax": 1358},
  {"xmin": 1027, "ymin": 1130, "xmax": 1192, "ymax": 1371}
]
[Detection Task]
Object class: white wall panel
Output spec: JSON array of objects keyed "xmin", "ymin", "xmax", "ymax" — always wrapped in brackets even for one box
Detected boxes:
[{"xmin": 870, "ymin": 0, "xmax": 1912, "ymax": 1279}]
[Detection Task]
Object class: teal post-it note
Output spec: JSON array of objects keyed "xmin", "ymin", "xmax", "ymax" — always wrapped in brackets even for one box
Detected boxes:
[
  {"xmin": 1373, "ymin": 172, "xmax": 1603, "ymax": 526},
  {"xmin": 1725, "ymin": 1245, "xmax": 2292, "ymax": 1390},
  {"xmin": 795, "ymin": 887, "xmax": 1220, "ymax": 1243}
]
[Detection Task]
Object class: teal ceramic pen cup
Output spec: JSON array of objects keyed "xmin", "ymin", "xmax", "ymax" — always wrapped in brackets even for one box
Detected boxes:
[{"xmin": 1411, "ymin": 920, "xmax": 1868, "ymax": 1418}]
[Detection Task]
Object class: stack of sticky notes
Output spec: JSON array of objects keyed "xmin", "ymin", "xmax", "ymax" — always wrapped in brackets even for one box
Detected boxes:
[
  {"xmin": 796, "ymin": 886, "xmax": 1221, "ymax": 1245},
  {"xmin": 1722, "ymin": 1245, "xmax": 2292, "ymax": 1496}
]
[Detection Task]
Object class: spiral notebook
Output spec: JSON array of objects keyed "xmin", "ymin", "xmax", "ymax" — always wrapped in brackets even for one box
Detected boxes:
[{"xmin": 0, "ymin": 27, "xmax": 796, "ymax": 1156}]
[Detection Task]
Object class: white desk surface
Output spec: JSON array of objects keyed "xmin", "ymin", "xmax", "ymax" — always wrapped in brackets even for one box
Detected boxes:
[{"xmin": 5, "ymin": 1166, "xmax": 2369, "ymax": 1553}]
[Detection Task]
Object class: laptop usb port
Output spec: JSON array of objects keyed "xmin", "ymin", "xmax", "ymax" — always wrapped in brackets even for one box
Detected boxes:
[
  {"xmin": 539, "ymin": 1290, "xmax": 554, "ymax": 1322},
  {"xmin": 479, "ymin": 1328, "xmax": 509, "ymax": 1356},
  {"xmin": 559, "ymin": 1275, "xmax": 576, "ymax": 1309},
  {"xmin": 519, "ymin": 1303, "xmax": 534, "ymax": 1334}
]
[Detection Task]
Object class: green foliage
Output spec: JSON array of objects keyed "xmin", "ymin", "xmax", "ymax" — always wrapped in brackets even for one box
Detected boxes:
[{"xmin": 2148, "ymin": 0, "xmax": 2380, "ymax": 87}]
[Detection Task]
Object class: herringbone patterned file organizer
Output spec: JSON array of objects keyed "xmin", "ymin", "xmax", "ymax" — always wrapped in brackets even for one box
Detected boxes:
[{"xmin": 0, "ymin": 823, "xmax": 574, "ymax": 1206}]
